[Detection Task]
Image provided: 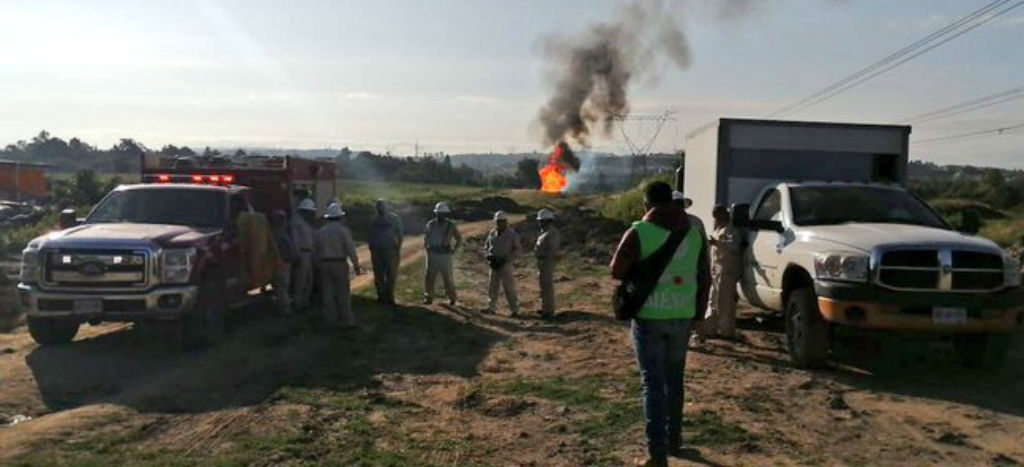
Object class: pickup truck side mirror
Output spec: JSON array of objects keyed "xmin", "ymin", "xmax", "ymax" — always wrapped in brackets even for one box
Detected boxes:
[
  {"xmin": 59, "ymin": 209, "xmax": 81, "ymax": 229},
  {"xmin": 751, "ymin": 219, "xmax": 785, "ymax": 233},
  {"xmin": 732, "ymin": 204, "xmax": 751, "ymax": 228}
]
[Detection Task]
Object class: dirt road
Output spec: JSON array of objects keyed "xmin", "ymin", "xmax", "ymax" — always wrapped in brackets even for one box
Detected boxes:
[{"xmin": 1, "ymin": 215, "xmax": 1023, "ymax": 466}]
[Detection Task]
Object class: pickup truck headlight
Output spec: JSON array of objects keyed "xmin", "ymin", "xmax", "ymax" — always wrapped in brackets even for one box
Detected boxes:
[
  {"xmin": 161, "ymin": 248, "xmax": 196, "ymax": 284},
  {"xmin": 20, "ymin": 249, "xmax": 39, "ymax": 283},
  {"xmin": 814, "ymin": 252, "xmax": 869, "ymax": 282},
  {"xmin": 1004, "ymin": 254, "xmax": 1021, "ymax": 288}
]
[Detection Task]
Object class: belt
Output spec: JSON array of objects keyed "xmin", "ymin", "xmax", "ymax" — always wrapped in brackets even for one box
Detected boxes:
[{"xmin": 320, "ymin": 258, "xmax": 347, "ymax": 263}]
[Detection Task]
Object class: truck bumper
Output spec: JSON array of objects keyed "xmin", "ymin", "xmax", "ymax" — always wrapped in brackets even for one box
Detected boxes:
[
  {"xmin": 814, "ymin": 281, "xmax": 1024, "ymax": 333},
  {"xmin": 16, "ymin": 283, "xmax": 199, "ymax": 322}
]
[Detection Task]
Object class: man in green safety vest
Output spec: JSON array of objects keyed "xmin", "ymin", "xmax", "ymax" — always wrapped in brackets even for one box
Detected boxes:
[{"xmin": 610, "ymin": 181, "xmax": 711, "ymax": 467}]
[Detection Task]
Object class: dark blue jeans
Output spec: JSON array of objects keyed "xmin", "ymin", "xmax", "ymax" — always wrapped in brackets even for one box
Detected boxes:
[{"xmin": 631, "ymin": 318, "xmax": 693, "ymax": 458}]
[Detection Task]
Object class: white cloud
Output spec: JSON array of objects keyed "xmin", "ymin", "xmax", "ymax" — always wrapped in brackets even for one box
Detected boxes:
[
  {"xmin": 455, "ymin": 95, "xmax": 503, "ymax": 105},
  {"xmin": 343, "ymin": 92, "xmax": 381, "ymax": 101}
]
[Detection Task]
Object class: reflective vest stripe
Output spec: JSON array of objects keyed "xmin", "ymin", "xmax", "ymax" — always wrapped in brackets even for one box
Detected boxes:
[{"xmin": 633, "ymin": 220, "xmax": 702, "ymax": 320}]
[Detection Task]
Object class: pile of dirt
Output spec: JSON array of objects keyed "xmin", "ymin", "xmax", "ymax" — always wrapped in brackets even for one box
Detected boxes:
[
  {"xmin": 455, "ymin": 196, "xmax": 526, "ymax": 221},
  {"xmin": 511, "ymin": 207, "xmax": 628, "ymax": 266}
]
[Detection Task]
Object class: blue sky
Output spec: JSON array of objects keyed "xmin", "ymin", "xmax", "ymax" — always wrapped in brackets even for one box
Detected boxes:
[{"xmin": 1, "ymin": 0, "xmax": 1022, "ymax": 167}]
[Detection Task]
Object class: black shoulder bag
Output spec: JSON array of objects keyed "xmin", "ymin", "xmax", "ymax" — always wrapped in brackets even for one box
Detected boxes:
[{"xmin": 612, "ymin": 228, "xmax": 687, "ymax": 321}]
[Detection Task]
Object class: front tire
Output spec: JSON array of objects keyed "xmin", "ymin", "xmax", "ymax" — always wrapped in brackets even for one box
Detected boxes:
[
  {"xmin": 178, "ymin": 281, "xmax": 225, "ymax": 350},
  {"xmin": 954, "ymin": 333, "xmax": 1010, "ymax": 369},
  {"xmin": 785, "ymin": 287, "xmax": 830, "ymax": 368},
  {"xmin": 27, "ymin": 317, "xmax": 80, "ymax": 345}
]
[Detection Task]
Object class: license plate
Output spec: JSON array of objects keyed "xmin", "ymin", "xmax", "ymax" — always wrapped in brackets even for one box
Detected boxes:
[
  {"xmin": 932, "ymin": 307, "xmax": 967, "ymax": 325},
  {"xmin": 73, "ymin": 299, "xmax": 103, "ymax": 314}
]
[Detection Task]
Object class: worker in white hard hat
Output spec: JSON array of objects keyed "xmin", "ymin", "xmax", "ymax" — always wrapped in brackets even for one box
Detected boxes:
[
  {"xmin": 672, "ymin": 190, "xmax": 704, "ymax": 234},
  {"xmin": 484, "ymin": 210, "xmax": 520, "ymax": 316},
  {"xmin": 290, "ymin": 198, "xmax": 317, "ymax": 311},
  {"xmin": 315, "ymin": 202, "xmax": 362, "ymax": 329},
  {"xmin": 534, "ymin": 209, "xmax": 560, "ymax": 319},
  {"xmin": 423, "ymin": 201, "xmax": 462, "ymax": 305}
]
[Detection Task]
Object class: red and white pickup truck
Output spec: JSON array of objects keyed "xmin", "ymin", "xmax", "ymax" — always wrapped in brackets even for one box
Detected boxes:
[{"xmin": 16, "ymin": 154, "xmax": 335, "ymax": 347}]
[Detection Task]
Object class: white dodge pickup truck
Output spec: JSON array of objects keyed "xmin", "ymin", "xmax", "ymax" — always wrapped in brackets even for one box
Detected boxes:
[
  {"xmin": 738, "ymin": 181, "xmax": 1022, "ymax": 367},
  {"xmin": 684, "ymin": 118, "xmax": 1023, "ymax": 368}
]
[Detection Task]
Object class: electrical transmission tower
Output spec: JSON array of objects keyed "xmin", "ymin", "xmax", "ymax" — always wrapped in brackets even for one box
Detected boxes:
[{"xmin": 613, "ymin": 109, "xmax": 677, "ymax": 180}]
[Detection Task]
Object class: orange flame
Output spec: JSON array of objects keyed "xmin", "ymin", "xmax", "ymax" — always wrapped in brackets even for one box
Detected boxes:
[{"xmin": 539, "ymin": 144, "xmax": 568, "ymax": 194}]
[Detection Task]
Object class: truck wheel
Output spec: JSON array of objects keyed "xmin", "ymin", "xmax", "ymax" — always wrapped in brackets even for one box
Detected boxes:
[
  {"xmin": 179, "ymin": 282, "xmax": 225, "ymax": 350},
  {"xmin": 27, "ymin": 317, "xmax": 80, "ymax": 345},
  {"xmin": 785, "ymin": 287, "xmax": 830, "ymax": 368},
  {"xmin": 954, "ymin": 333, "xmax": 1011, "ymax": 369}
]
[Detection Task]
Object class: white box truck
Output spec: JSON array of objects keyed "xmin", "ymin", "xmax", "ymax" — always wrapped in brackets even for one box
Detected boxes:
[{"xmin": 684, "ymin": 118, "xmax": 1023, "ymax": 368}]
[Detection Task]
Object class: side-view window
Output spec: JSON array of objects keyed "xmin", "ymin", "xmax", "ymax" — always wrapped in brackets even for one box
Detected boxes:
[{"xmin": 754, "ymin": 189, "xmax": 782, "ymax": 222}]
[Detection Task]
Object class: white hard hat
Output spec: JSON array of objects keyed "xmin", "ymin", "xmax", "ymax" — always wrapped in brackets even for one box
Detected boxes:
[
  {"xmin": 672, "ymin": 191, "xmax": 693, "ymax": 209},
  {"xmin": 297, "ymin": 198, "xmax": 317, "ymax": 212},
  {"xmin": 324, "ymin": 202, "xmax": 345, "ymax": 218},
  {"xmin": 536, "ymin": 209, "xmax": 555, "ymax": 221},
  {"xmin": 493, "ymin": 210, "xmax": 508, "ymax": 221},
  {"xmin": 434, "ymin": 202, "xmax": 452, "ymax": 214}
]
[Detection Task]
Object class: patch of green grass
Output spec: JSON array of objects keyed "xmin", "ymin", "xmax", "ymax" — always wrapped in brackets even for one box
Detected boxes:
[
  {"xmin": 338, "ymin": 180, "xmax": 492, "ymax": 206},
  {"xmin": 980, "ymin": 216, "xmax": 1024, "ymax": 247},
  {"xmin": 493, "ymin": 376, "xmax": 607, "ymax": 408},
  {"xmin": 272, "ymin": 386, "xmax": 371, "ymax": 411},
  {"xmin": 600, "ymin": 174, "xmax": 673, "ymax": 224},
  {"xmin": 684, "ymin": 411, "xmax": 757, "ymax": 446}
]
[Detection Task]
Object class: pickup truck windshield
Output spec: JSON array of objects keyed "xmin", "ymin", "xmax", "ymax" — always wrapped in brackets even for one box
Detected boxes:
[
  {"xmin": 790, "ymin": 186, "xmax": 948, "ymax": 229},
  {"xmin": 87, "ymin": 188, "xmax": 226, "ymax": 228}
]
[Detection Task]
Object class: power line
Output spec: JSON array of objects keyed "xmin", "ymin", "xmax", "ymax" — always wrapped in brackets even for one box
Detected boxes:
[
  {"xmin": 897, "ymin": 86, "xmax": 1024, "ymax": 124},
  {"xmin": 770, "ymin": 0, "xmax": 1009, "ymax": 118},
  {"xmin": 770, "ymin": 0, "xmax": 1023, "ymax": 118},
  {"xmin": 911, "ymin": 122, "xmax": 1024, "ymax": 145}
]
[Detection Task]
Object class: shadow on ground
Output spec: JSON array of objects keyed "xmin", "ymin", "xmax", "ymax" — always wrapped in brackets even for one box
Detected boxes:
[
  {"xmin": 707, "ymin": 313, "xmax": 1024, "ymax": 417},
  {"xmin": 25, "ymin": 295, "xmax": 503, "ymax": 414}
]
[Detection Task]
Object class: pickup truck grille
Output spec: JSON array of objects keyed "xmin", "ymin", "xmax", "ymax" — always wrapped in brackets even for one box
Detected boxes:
[
  {"xmin": 877, "ymin": 248, "xmax": 1003, "ymax": 292},
  {"xmin": 43, "ymin": 249, "xmax": 149, "ymax": 289}
]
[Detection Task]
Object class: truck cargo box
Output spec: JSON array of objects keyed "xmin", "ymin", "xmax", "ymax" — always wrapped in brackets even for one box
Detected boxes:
[{"xmin": 683, "ymin": 118, "xmax": 911, "ymax": 228}]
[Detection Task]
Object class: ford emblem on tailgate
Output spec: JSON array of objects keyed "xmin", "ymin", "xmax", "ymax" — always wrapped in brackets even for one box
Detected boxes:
[{"xmin": 78, "ymin": 261, "xmax": 107, "ymax": 276}]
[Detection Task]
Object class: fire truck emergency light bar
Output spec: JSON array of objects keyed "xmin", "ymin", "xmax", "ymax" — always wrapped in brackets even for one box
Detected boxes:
[{"xmin": 144, "ymin": 174, "xmax": 236, "ymax": 185}]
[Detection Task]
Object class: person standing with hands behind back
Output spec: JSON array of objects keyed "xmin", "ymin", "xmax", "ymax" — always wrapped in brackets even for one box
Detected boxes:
[
  {"xmin": 702, "ymin": 204, "xmax": 741, "ymax": 340},
  {"xmin": 315, "ymin": 202, "xmax": 362, "ymax": 330},
  {"xmin": 610, "ymin": 181, "xmax": 710, "ymax": 467},
  {"xmin": 534, "ymin": 209, "xmax": 560, "ymax": 319},
  {"xmin": 369, "ymin": 199, "xmax": 404, "ymax": 306}
]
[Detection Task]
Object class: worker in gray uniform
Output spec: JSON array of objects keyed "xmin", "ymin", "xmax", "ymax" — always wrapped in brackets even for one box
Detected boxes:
[
  {"xmin": 290, "ymin": 198, "xmax": 317, "ymax": 311},
  {"xmin": 484, "ymin": 211, "xmax": 520, "ymax": 316},
  {"xmin": 534, "ymin": 209, "xmax": 560, "ymax": 319},
  {"xmin": 423, "ymin": 202, "xmax": 462, "ymax": 305},
  {"xmin": 704, "ymin": 204, "xmax": 741, "ymax": 339},
  {"xmin": 315, "ymin": 202, "xmax": 362, "ymax": 329},
  {"xmin": 369, "ymin": 199, "xmax": 404, "ymax": 305}
]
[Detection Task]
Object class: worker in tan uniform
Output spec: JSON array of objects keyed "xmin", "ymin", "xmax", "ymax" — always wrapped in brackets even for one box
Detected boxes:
[
  {"xmin": 290, "ymin": 198, "xmax": 317, "ymax": 311},
  {"xmin": 534, "ymin": 209, "xmax": 560, "ymax": 319},
  {"xmin": 315, "ymin": 202, "xmax": 362, "ymax": 329},
  {"xmin": 484, "ymin": 211, "xmax": 520, "ymax": 316},
  {"xmin": 703, "ymin": 204, "xmax": 741, "ymax": 339},
  {"xmin": 423, "ymin": 202, "xmax": 462, "ymax": 305}
]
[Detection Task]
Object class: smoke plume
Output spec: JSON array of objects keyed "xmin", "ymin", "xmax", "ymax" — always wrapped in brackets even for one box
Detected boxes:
[{"xmin": 536, "ymin": 0, "xmax": 691, "ymax": 147}]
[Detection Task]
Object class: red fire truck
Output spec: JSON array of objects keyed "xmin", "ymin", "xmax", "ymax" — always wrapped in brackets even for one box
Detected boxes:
[{"xmin": 17, "ymin": 154, "xmax": 336, "ymax": 348}]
